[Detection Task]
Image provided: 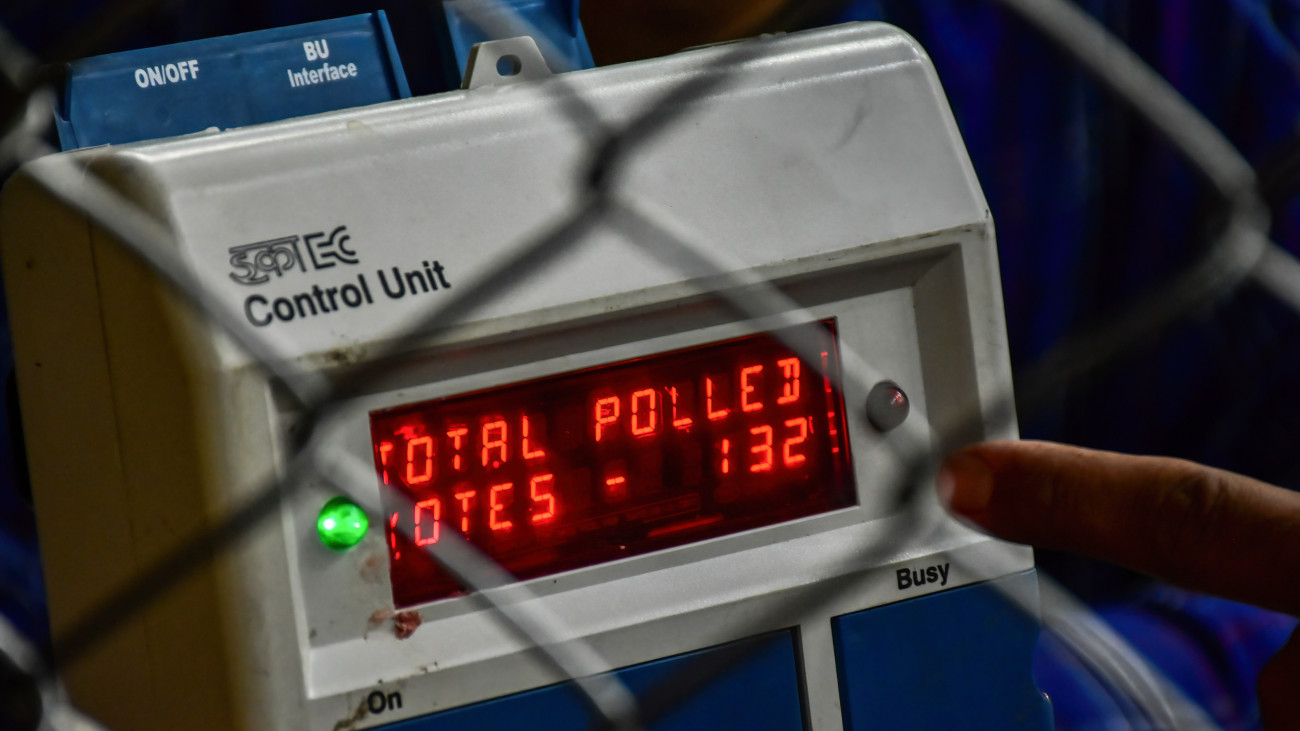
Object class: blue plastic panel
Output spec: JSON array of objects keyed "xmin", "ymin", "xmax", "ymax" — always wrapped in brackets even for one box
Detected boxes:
[
  {"xmin": 441, "ymin": 0, "xmax": 594, "ymax": 80},
  {"xmin": 374, "ymin": 631, "xmax": 805, "ymax": 730},
  {"xmin": 833, "ymin": 570, "xmax": 1052, "ymax": 730},
  {"xmin": 56, "ymin": 12, "xmax": 410, "ymax": 150}
]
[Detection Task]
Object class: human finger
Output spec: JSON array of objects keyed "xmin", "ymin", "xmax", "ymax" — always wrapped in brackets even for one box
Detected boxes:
[{"xmin": 938, "ymin": 441, "xmax": 1300, "ymax": 615}]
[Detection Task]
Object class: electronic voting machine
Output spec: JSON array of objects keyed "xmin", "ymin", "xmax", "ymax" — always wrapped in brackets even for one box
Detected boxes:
[{"xmin": 2, "ymin": 20, "xmax": 1051, "ymax": 731}]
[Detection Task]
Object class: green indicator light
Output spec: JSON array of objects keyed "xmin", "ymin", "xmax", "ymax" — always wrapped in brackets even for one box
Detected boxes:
[{"xmin": 317, "ymin": 497, "xmax": 369, "ymax": 551}]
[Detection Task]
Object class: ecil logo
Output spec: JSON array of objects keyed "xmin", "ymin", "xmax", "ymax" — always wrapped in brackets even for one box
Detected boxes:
[{"xmin": 229, "ymin": 225, "xmax": 358, "ymax": 285}]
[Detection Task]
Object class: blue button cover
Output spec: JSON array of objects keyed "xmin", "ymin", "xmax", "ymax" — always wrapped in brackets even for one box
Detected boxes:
[
  {"xmin": 833, "ymin": 569, "xmax": 1052, "ymax": 730},
  {"xmin": 56, "ymin": 12, "xmax": 410, "ymax": 150}
]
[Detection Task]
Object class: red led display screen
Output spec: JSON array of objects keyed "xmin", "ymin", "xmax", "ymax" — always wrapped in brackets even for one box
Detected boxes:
[{"xmin": 371, "ymin": 320, "xmax": 855, "ymax": 607}]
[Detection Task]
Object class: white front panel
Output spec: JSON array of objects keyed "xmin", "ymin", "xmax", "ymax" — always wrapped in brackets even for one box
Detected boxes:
[
  {"xmin": 29, "ymin": 22, "xmax": 1027, "ymax": 731},
  {"xmin": 104, "ymin": 23, "xmax": 986, "ymax": 365}
]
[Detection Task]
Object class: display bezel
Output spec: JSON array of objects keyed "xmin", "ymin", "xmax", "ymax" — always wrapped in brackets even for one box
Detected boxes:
[{"xmin": 295, "ymin": 275, "xmax": 933, "ymax": 643}]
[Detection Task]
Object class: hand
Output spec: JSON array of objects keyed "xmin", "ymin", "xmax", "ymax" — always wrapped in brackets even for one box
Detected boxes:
[{"xmin": 938, "ymin": 440, "xmax": 1300, "ymax": 727}]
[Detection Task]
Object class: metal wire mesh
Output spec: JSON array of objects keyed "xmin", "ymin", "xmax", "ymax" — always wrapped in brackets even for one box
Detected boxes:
[{"xmin": 1, "ymin": 0, "xmax": 1297, "ymax": 728}]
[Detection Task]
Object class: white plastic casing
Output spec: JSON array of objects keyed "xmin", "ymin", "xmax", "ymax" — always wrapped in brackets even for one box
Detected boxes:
[{"xmin": 2, "ymin": 22, "xmax": 1030, "ymax": 731}]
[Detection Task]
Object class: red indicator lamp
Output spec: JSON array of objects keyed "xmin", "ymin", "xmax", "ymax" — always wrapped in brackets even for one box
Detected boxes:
[{"xmin": 370, "ymin": 320, "xmax": 855, "ymax": 607}]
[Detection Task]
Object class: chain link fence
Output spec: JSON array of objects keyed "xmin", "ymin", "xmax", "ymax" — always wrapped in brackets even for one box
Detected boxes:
[{"xmin": 2, "ymin": 0, "xmax": 1297, "ymax": 728}]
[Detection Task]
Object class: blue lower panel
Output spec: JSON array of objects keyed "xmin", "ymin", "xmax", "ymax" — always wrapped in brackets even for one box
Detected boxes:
[
  {"xmin": 376, "ymin": 631, "xmax": 805, "ymax": 730},
  {"xmin": 833, "ymin": 570, "xmax": 1052, "ymax": 730}
]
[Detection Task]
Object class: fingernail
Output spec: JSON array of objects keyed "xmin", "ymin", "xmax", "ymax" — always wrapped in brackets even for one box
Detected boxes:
[{"xmin": 937, "ymin": 452, "xmax": 993, "ymax": 516}]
